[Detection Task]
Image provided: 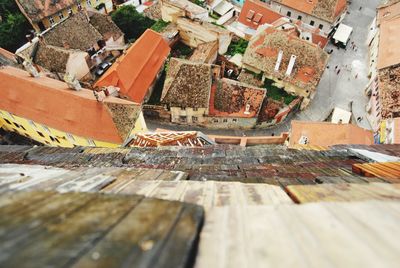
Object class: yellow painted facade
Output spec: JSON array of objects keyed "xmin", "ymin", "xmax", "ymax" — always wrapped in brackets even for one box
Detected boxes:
[
  {"xmin": 32, "ymin": 0, "xmax": 113, "ymax": 32},
  {"xmin": 0, "ymin": 109, "xmax": 146, "ymax": 148}
]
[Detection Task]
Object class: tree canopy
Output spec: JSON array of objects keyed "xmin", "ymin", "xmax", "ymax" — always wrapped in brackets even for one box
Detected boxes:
[
  {"xmin": 111, "ymin": 5, "xmax": 155, "ymax": 42},
  {"xmin": 0, "ymin": 0, "xmax": 32, "ymax": 52}
]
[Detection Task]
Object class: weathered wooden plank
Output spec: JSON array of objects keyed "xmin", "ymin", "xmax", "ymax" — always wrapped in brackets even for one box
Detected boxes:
[
  {"xmin": 0, "ymin": 193, "xmax": 143, "ymax": 267},
  {"xmin": 72, "ymin": 198, "xmax": 203, "ymax": 268},
  {"xmin": 118, "ymin": 181, "xmax": 293, "ymax": 207},
  {"xmin": 286, "ymin": 183, "xmax": 400, "ymax": 203},
  {"xmin": 195, "ymin": 201, "xmax": 400, "ymax": 268}
]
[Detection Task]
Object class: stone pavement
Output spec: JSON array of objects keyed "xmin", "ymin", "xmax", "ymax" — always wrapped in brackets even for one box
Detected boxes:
[{"xmin": 147, "ymin": 0, "xmax": 383, "ymax": 136}]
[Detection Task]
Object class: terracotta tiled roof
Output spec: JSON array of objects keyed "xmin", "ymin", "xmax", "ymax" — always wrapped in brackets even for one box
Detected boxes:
[
  {"xmin": 273, "ymin": 0, "xmax": 347, "ymax": 23},
  {"xmin": 378, "ymin": 65, "xmax": 400, "ymax": 119},
  {"xmin": 34, "ymin": 43, "xmax": 71, "ymax": 73},
  {"xmin": 0, "ymin": 66, "xmax": 140, "ymax": 143},
  {"xmin": 161, "ymin": 58, "xmax": 214, "ymax": 108},
  {"xmin": 243, "ymin": 27, "xmax": 328, "ymax": 92},
  {"xmin": 209, "ymin": 78, "xmax": 266, "ymax": 118},
  {"xmin": 238, "ymin": 0, "xmax": 283, "ymax": 30},
  {"xmin": 43, "ymin": 12, "xmax": 102, "ymax": 51},
  {"xmin": 16, "ymin": 0, "xmax": 76, "ymax": 22},
  {"xmin": 289, "ymin": 121, "xmax": 374, "ymax": 148},
  {"xmin": 95, "ymin": 29, "xmax": 170, "ymax": 104},
  {"xmin": 88, "ymin": 11, "xmax": 124, "ymax": 41}
]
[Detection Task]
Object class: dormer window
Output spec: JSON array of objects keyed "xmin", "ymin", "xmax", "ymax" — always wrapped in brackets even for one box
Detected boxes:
[
  {"xmin": 49, "ymin": 16, "xmax": 55, "ymax": 25},
  {"xmin": 86, "ymin": 0, "xmax": 91, "ymax": 6},
  {"xmin": 58, "ymin": 12, "xmax": 64, "ymax": 20},
  {"xmin": 246, "ymin": 10, "xmax": 255, "ymax": 21},
  {"xmin": 253, "ymin": 13, "xmax": 263, "ymax": 23}
]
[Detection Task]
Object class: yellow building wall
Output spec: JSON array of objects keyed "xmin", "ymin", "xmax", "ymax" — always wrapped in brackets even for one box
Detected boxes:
[
  {"xmin": 0, "ymin": 109, "xmax": 119, "ymax": 148},
  {"xmin": 39, "ymin": 0, "xmax": 112, "ymax": 30}
]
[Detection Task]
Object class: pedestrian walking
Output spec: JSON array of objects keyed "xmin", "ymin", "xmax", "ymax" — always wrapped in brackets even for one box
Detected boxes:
[
  {"xmin": 337, "ymin": 69, "xmax": 341, "ymax": 75},
  {"xmin": 355, "ymin": 73, "xmax": 358, "ymax": 79},
  {"xmin": 359, "ymin": 6, "xmax": 362, "ymax": 11},
  {"xmin": 335, "ymin": 65, "xmax": 338, "ymax": 70}
]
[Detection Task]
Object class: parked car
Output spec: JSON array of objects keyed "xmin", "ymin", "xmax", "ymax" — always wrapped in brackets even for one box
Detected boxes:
[{"xmin": 95, "ymin": 62, "xmax": 112, "ymax": 77}]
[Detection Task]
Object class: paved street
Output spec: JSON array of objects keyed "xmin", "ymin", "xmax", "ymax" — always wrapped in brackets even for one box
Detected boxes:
[{"xmin": 147, "ymin": 0, "xmax": 382, "ymax": 136}]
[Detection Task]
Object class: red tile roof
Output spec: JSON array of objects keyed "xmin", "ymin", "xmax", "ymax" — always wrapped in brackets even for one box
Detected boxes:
[
  {"xmin": 0, "ymin": 66, "xmax": 139, "ymax": 144},
  {"xmin": 238, "ymin": 0, "xmax": 283, "ymax": 30},
  {"xmin": 95, "ymin": 29, "xmax": 170, "ymax": 104},
  {"xmin": 209, "ymin": 78, "xmax": 266, "ymax": 118}
]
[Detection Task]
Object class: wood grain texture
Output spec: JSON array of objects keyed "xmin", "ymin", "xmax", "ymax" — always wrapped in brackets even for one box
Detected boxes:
[
  {"xmin": 116, "ymin": 180, "xmax": 294, "ymax": 207},
  {"xmin": 287, "ymin": 183, "xmax": 400, "ymax": 203},
  {"xmin": 195, "ymin": 201, "xmax": 400, "ymax": 268},
  {"xmin": 0, "ymin": 191, "xmax": 204, "ymax": 268}
]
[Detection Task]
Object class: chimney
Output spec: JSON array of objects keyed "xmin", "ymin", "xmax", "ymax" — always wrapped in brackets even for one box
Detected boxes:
[
  {"xmin": 274, "ymin": 50, "xmax": 283, "ymax": 72},
  {"xmin": 63, "ymin": 73, "xmax": 82, "ymax": 91},
  {"xmin": 285, "ymin": 55, "xmax": 296, "ymax": 76},
  {"xmin": 23, "ymin": 60, "xmax": 40, "ymax": 78}
]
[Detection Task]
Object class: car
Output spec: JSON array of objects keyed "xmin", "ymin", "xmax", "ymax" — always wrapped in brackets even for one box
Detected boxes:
[{"xmin": 95, "ymin": 61, "xmax": 112, "ymax": 77}]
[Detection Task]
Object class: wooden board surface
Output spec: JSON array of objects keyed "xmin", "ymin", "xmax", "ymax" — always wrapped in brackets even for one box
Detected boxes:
[
  {"xmin": 287, "ymin": 183, "xmax": 400, "ymax": 203},
  {"xmin": 0, "ymin": 191, "xmax": 203, "ymax": 268},
  {"xmin": 195, "ymin": 201, "xmax": 400, "ymax": 268},
  {"xmin": 0, "ymin": 164, "xmax": 187, "ymax": 194},
  {"xmin": 113, "ymin": 180, "xmax": 293, "ymax": 207}
]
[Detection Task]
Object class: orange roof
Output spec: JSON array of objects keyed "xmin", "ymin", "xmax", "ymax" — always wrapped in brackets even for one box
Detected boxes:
[
  {"xmin": 208, "ymin": 78, "xmax": 266, "ymax": 118},
  {"xmin": 0, "ymin": 66, "xmax": 139, "ymax": 144},
  {"xmin": 289, "ymin": 121, "xmax": 374, "ymax": 148},
  {"xmin": 238, "ymin": 0, "xmax": 283, "ymax": 29},
  {"xmin": 377, "ymin": 17, "xmax": 400, "ymax": 70},
  {"xmin": 377, "ymin": 0, "xmax": 400, "ymax": 25},
  {"xmin": 95, "ymin": 29, "xmax": 170, "ymax": 104}
]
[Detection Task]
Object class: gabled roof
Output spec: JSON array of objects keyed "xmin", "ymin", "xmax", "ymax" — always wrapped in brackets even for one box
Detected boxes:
[
  {"xmin": 88, "ymin": 11, "xmax": 124, "ymax": 41},
  {"xmin": 378, "ymin": 65, "xmax": 400, "ymax": 119},
  {"xmin": 243, "ymin": 27, "xmax": 328, "ymax": 92},
  {"xmin": 289, "ymin": 121, "xmax": 374, "ymax": 148},
  {"xmin": 16, "ymin": 0, "xmax": 76, "ymax": 22},
  {"xmin": 161, "ymin": 58, "xmax": 214, "ymax": 108},
  {"xmin": 95, "ymin": 29, "xmax": 170, "ymax": 104},
  {"xmin": 42, "ymin": 12, "xmax": 102, "ymax": 51},
  {"xmin": 272, "ymin": 0, "xmax": 347, "ymax": 23},
  {"xmin": 238, "ymin": 0, "xmax": 283, "ymax": 30},
  {"xmin": 0, "ymin": 66, "xmax": 140, "ymax": 143},
  {"xmin": 34, "ymin": 43, "xmax": 72, "ymax": 73},
  {"xmin": 209, "ymin": 78, "xmax": 266, "ymax": 118},
  {"xmin": 377, "ymin": 0, "xmax": 400, "ymax": 25}
]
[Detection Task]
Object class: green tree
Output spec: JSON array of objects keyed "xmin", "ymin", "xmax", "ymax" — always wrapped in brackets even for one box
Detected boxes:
[
  {"xmin": 111, "ymin": 5, "xmax": 154, "ymax": 42},
  {"xmin": 0, "ymin": 0, "xmax": 32, "ymax": 52}
]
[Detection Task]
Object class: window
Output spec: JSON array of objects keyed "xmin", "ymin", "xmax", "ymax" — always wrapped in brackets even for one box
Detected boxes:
[
  {"xmin": 77, "ymin": 2, "xmax": 82, "ymax": 9},
  {"xmin": 37, "ymin": 131, "xmax": 45, "ymax": 138},
  {"xmin": 49, "ymin": 16, "xmax": 55, "ymax": 25},
  {"xmin": 86, "ymin": 0, "xmax": 91, "ymax": 6},
  {"xmin": 310, "ymin": 20, "xmax": 315, "ymax": 26},
  {"xmin": 42, "ymin": 125, "xmax": 50, "ymax": 133},
  {"xmin": 67, "ymin": 7, "xmax": 72, "ymax": 15},
  {"xmin": 297, "ymin": 15, "xmax": 302, "ymax": 20},
  {"xmin": 58, "ymin": 12, "xmax": 64, "ymax": 20},
  {"xmin": 192, "ymin": 116, "xmax": 198, "ymax": 122},
  {"xmin": 223, "ymin": 119, "xmax": 228, "ymax": 123},
  {"xmin": 319, "ymin": 24, "xmax": 324, "ymax": 30},
  {"xmin": 179, "ymin": 116, "xmax": 187, "ymax": 123},
  {"xmin": 213, "ymin": 119, "xmax": 219, "ymax": 123},
  {"xmin": 286, "ymin": 11, "xmax": 291, "ymax": 17},
  {"xmin": 232, "ymin": 118, "xmax": 237, "ymax": 122},
  {"xmin": 4, "ymin": 118, "xmax": 11, "ymax": 125},
  {"xmin": 13, "ymin": 122, "xmax": 20, "ymax": 128},
  {"xmin": 306, "ymin": 36, "xmax": 310, "ymax": 41},
  {"xmin": 87, "ymin": 139, "xmax": 95, "ymax": 146},
  {"xmin": 193, "ymin": 108, "xmax": 198, "ymax": 111},
  {"xmin": 66, "ymin": 133, "xmax": 75, "ymax": 141}
]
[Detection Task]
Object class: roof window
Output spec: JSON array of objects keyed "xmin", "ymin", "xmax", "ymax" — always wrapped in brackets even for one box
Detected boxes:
[{"xmin": 246, "ymin": 10, "xmax": 255, "ymax": 20}]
